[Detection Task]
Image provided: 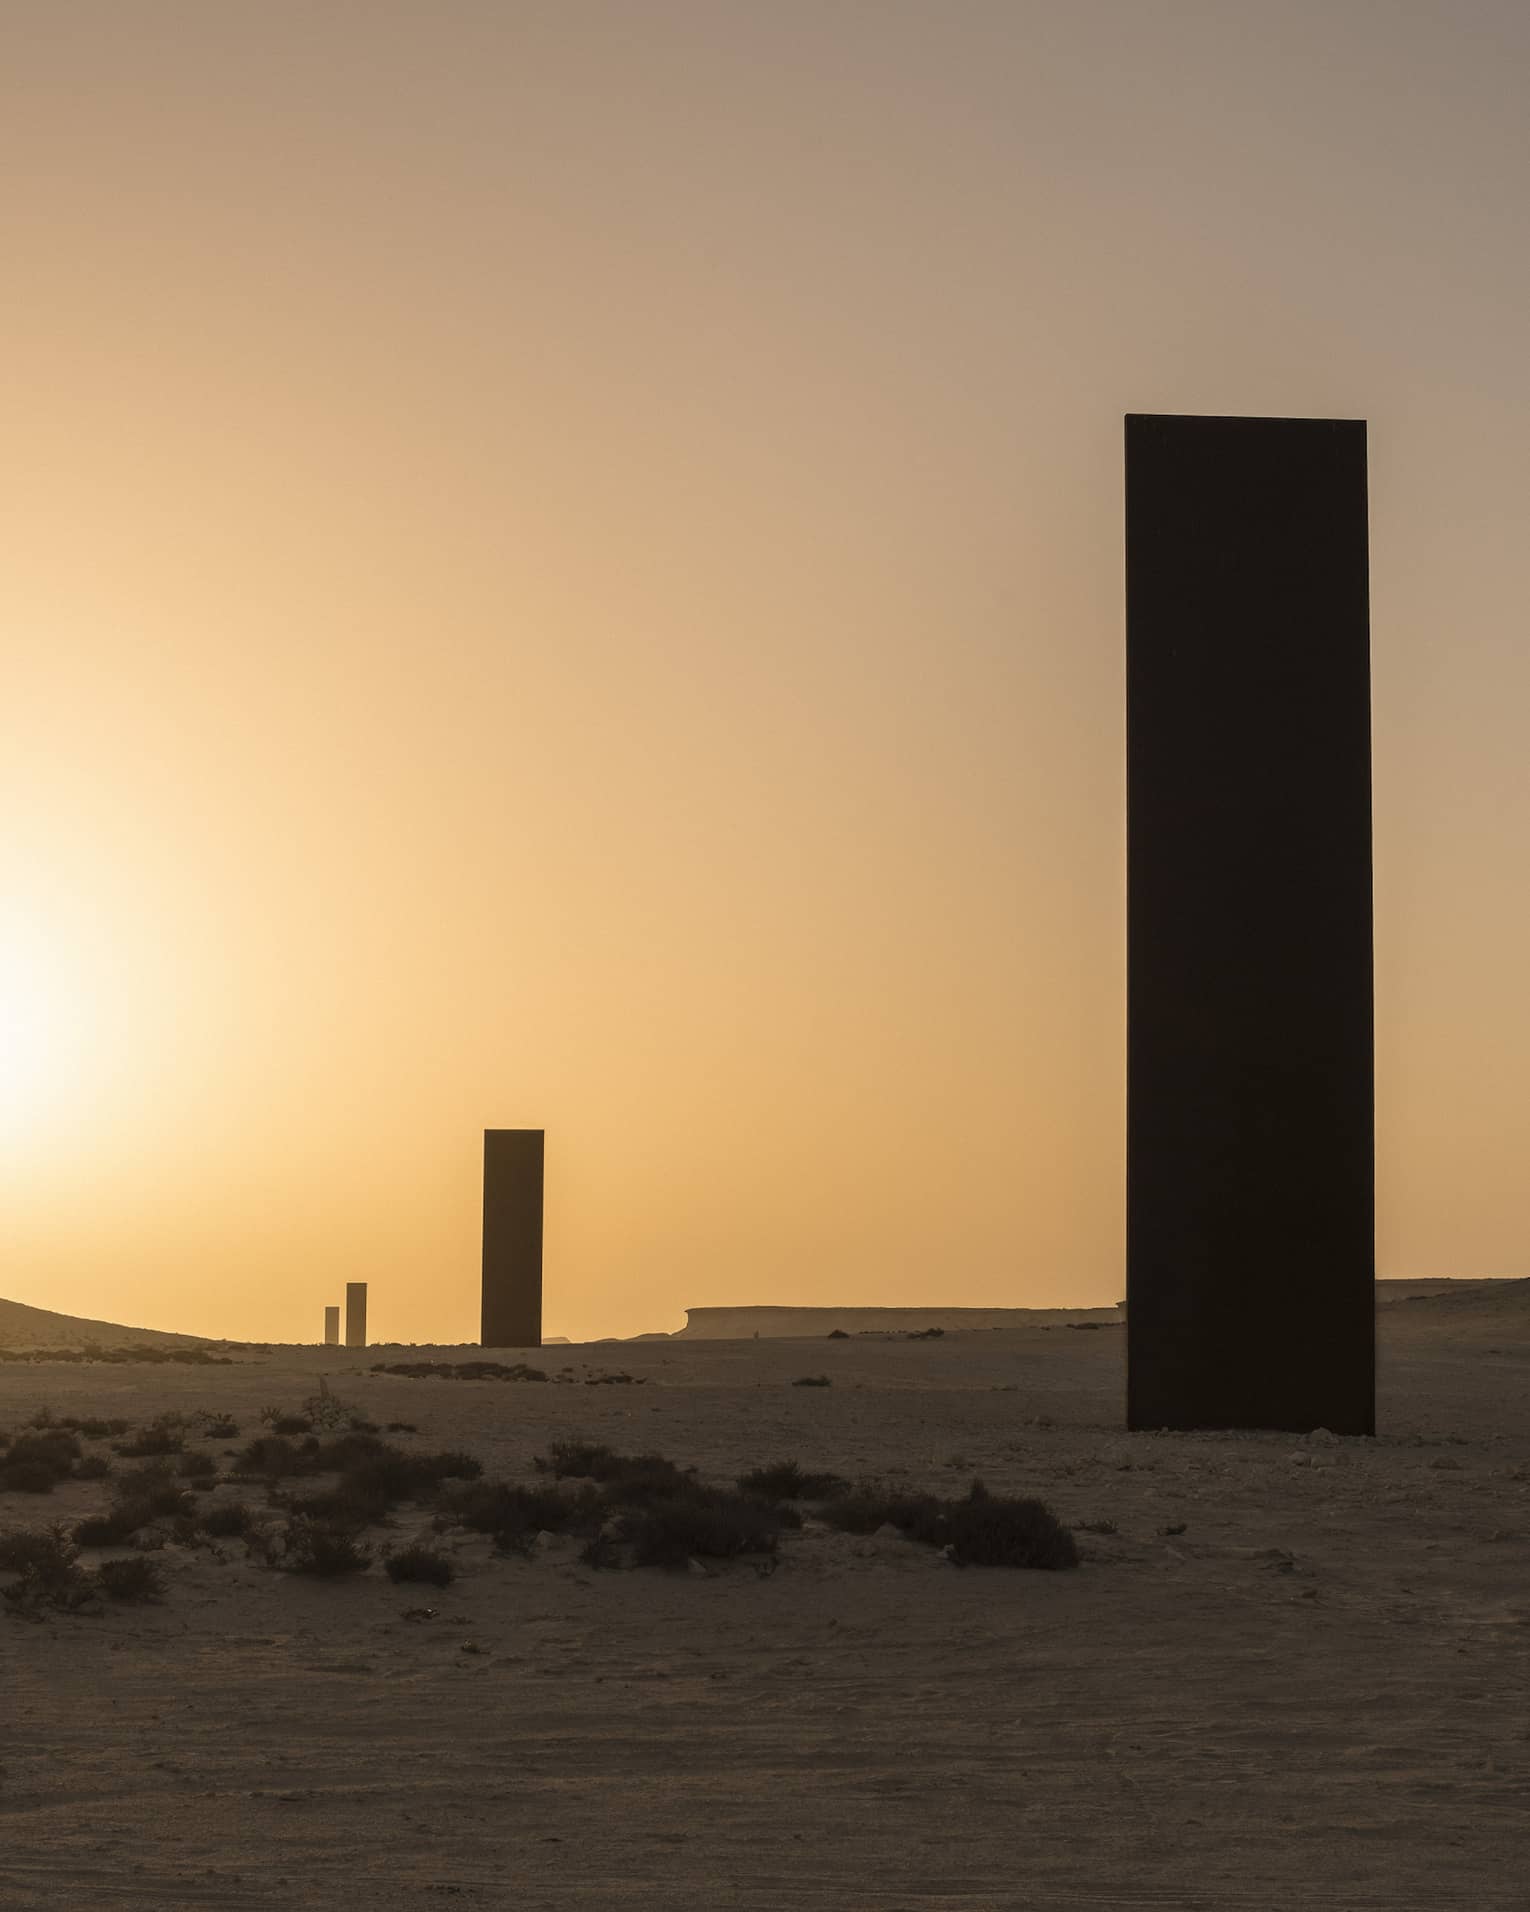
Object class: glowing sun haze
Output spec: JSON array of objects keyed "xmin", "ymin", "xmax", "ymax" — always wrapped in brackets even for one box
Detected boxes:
[{"xmin": 4, "ymin": 2, "xmax": 1529, "ymax": 1343}]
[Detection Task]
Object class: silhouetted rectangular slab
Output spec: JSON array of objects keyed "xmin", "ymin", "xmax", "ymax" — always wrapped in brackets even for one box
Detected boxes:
[
  {"xmin": 482, "ymin": 1129, "xmax": 543, "ymax": 1348},
  {"xmin": 324, "ymin": 1305, "xmax": 340, "ymax": 1347},
  {"xmin": 1126, "ymin": 413, "xmax": 1374, "ymax": 1434},
  {"xmin": 344, "ymin": 1281, "xmax": 367, "ymax": 1350}
]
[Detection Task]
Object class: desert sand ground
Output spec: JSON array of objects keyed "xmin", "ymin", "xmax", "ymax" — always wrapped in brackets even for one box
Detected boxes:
[{"xmin": 3, "ymin": 1291, "xmax": 1527, "ymax": 1909}]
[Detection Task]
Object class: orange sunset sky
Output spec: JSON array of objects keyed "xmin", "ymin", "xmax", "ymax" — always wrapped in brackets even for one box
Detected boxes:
[{"xmin": 4, "ymin": 2, "xmax": 1529, "ymax": 1343}]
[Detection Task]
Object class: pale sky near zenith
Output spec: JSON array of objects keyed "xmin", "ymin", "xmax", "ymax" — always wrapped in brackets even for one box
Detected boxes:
[{"xmin": 4, "ymin": 2, "xmax": 1529, "ymax": 1343}]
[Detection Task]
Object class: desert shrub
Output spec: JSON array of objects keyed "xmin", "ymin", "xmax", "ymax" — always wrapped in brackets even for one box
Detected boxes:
[
  {"xmin": 199, "ymin": 1500, "xmax": 254, "ymax": 1538},
  {"xmin": 1, "ymin": 1460, "xmax": 62, "ymax": 1494},
  {"xmin": 310, "ymin": 1431, "xmax": 389, "ymax": 1470},
  {"xmin": 72, "ymin": 1455, "xmax": 111, "ymax": 1481},
  {"xmin": 281, "ymin": 1439, "xmax": 483, "ymax": 1529},
  {"xmin": 436, "ymin": 1479, "xmax": 600, "ymax": 1551},
  {"xmin": 113, "ymin": 1463, "xmax": 193, "ymax": 1516},
  {"xmin": 371, "ymin": 1360, "xmax": 548, "ymax": 1383},
  {"xmin": 328, "ymin": 1438, "xmax": 479, "ymax": 1501},
  {"xmin": 385, "ymin": 1544, "xmax": 456, "ymax": 1587},
  {"xmin": 76, "ymin": 1465, "xmax": 195, "ymax": 1546},
  {"xmin": 33, "ymin": 1415, "xmax": 128, "ymax": 1440},
  {"xmin": 300, "ymin": 1391, "xmax": 359, "ymax": 1432},
  {"xmin": 3, "ymin": 1428, "xmax": 83, "ymax": 1487},
  {"xmin": 286, "ymin": 1478, "xmax": 392, "ymax": 1528},
  {"xmin": 615, "ymin": 1487, "xmax": 795, "ymax": 1569},
  {"xmin": 75, "ymin": 1510, "xmax": 137, "ymax": 1546},
  {"xmin": 821, "ymin": 1480, "xmax": 1077, "ymax": 1569},
  {"xmin": 271, "ymin": 1416, "xmax": 311, "ymax": 1437},
  {"xmin": 113, "ymin": 1418, "xmax": 185, "ymax": 1458},
  {"xmin": 1075, "ymin": 1518, "xmax": 1118, "ymax": 1535},
  {"xmin": 0, "ymin": 1525, "xmax": 95, "ymax": 1609},
  {"xmin": 411, "ymin": 1450, "xmax": 481, "ymax": 1485},
  {"xmin": 536, "ymin": 1443, "xmax": 692, "ymax": 1502},
  {"xmin": 385, "ymin": 1422, "xmax": 418, "ymax": 1434},
  {"xmin": 0, "ymin": 1526, "xmax": 79, "ymax": 1580},
  {"xmin": 177, "ymin": 1451, "xmax": 219, "ymax": 1481},
  {"xmin": 281, "ymin": 1518, "xmax": 372, "ymax": 1577},
  {"xmin": 535, "ymin": 1440, "xmax": 618, "ymax": 1478},
  {"xmin": 938, "ymin": 1483, "xmax": 1078, "ymax": 1568},
  {"xmin": 233, "ymin": 1435, "xmax": 316, "ymax": 1479},
  {"xmin": 737, "ymin": 1460, "xmax": 849, "ymax": 1501},
  {"xmin": 195, "ymin": 1416, "xmax": 240, "ymax": 1440},
  {"xmin": 818, "ymin": 1485, "xmax": 946, "ymax": 1538},
  {"xmin": 792, "ymin": 1375, "xmax": 832, "ymax": 1388},
  {"xmin": 579, "ymin": 1532, "xmax": 623, "ymax": 1570},
  {"xmin": 95, "ymin": 1556, "xmax": 164, "ymax": 1603},
  {"xmin": 906, "ymin": 1326, "xmax": 945, "ymax": 1339}
]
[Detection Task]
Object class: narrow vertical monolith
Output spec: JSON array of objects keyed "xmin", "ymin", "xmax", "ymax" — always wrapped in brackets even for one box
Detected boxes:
[
  {"xmin": 1125, "ymin": 413, "xmax": 1374, "ymax": 1434},
  {"xmin": 344, "ymin": 1281, "xmax": 368, "ymax": 1350},
  {"xmin": 323, "ymin": 1305, "xmax": 340, "ymax": 1347},
  {"xmin": 482, "ymin": 1129, "xmax": 543, "ymax": 1348}
]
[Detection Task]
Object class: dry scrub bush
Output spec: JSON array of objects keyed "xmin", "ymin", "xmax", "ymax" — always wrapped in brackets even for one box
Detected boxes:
[
  {"xmin": 0, "ymin": 1525, "xmax": 95, "ymax": 1611},
  {"xmin": 95, "ymin": 1557, "xmax": 164, "ymax": 1603},
  {"xmin": 385, "ymin": 1544, "xmax": 456, "ymax": 1586},
  {"xmin": 1, "ymin": 1429, "xmax": 83, "ymax": 1493},
  {"xmin": 737, "ymin": 1460, "xmax": 849, "ymax": 1501},
  {"xmin": 822, "ymin": 1480, "xmax": 1078, "ymax": 1569},
  {"xmin": 281, "ymin": 1518, "xmax": 372, "ymax": 1576}
]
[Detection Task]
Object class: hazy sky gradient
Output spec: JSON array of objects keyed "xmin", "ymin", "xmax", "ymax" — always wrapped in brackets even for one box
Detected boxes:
[{"xmin": 4, "ymin": 1, "xmax": 1529, "ymax": 1341}]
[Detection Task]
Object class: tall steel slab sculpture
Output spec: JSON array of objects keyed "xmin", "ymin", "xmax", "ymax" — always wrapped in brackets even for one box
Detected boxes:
[
  {"xmin": 344, "ymin": 1281, "xmax": 368, "ymax": 1350},
  {"xmin": 323, "ymin": 1305, "xmax": 340, "ymax": 1347},
  {"xmin": 1125, "ymin": 414, "xmax": 1374, "ymax": 1434},
  {"xmin": 482, "ymin": 1128, "xmax": 544, "ymax": 1348}
]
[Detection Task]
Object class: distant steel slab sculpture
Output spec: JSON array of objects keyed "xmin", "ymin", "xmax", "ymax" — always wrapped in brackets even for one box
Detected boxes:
[
  {"xmin": 1125, "ymin": 413, "xmax": 1374, "ymax": 1434},
  {"xmin": 324, "ymin": 1305, "xmax": 340, "ymax": 1347},
  {"xmin": 482, "ymin": 1129, "xmax": 544, "ymax": 1348},
  {"xmin": 344, "ymin": 1281, "xmax": 368, "ymax": 1351}
]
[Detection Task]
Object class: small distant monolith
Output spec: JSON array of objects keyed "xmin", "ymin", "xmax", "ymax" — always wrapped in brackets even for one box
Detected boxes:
[
  {"xmin": 1125, "ymin": 412, "xmax": 1374, "ymax": 1435},
  {"xmin": 344, "ymin": 1281, "xmax": 368, "ymax": 1350},
  {"xmin": 323, "ymin": 1305, "xmax": 340, "ymax": 1347},
  {"xmin": 482, "ymin": 1129, "xmax": 543, "ymax": 1348}
]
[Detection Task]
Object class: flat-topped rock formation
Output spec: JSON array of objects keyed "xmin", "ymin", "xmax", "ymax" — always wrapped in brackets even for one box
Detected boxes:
[
  {"xmin": 676, "ymin": 1282, "xmax": 1520, "ymax": 1341},
  {"xmin": 1378, "ymin": 1276, "xmax": 1528, "ymax": 1307},
  {"xmin": 674, "ymin": 1305, "xmax": 1122, "ymax": 1339}
]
